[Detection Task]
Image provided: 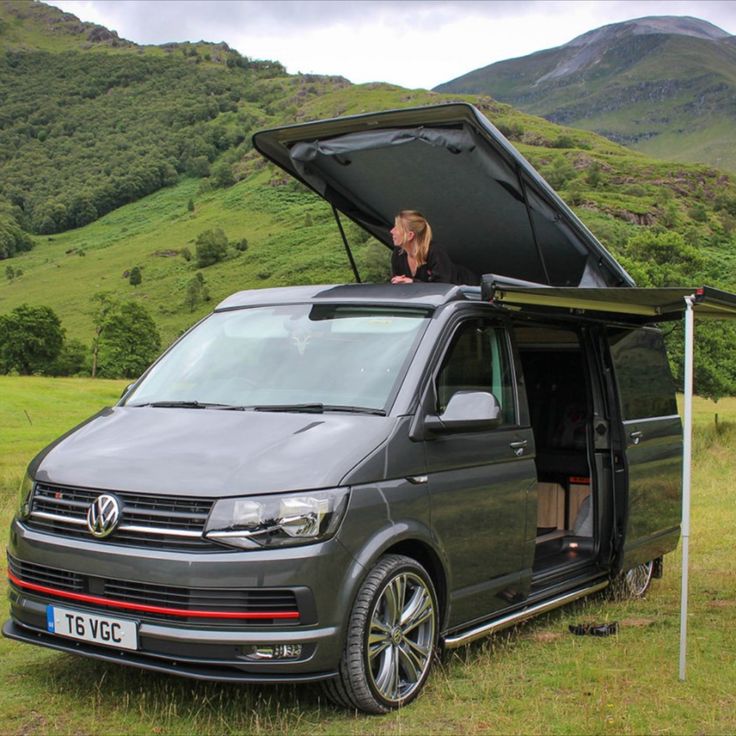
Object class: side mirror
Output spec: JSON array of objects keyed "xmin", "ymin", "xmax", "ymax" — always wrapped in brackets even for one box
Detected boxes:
[{"xmin": 424, "ymin": 390, "xmax": 502, "ymax": 434}]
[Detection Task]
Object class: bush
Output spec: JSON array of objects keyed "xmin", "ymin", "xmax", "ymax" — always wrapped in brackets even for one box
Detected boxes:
[
  {"xmin": 234, "ymin": 238, "xmax": 249, "ymax": 252},
  {"xmin": 195, "ymin": 228, "xmax": 228, "ymax": 267},
  {"xmin": 541, "ymin": 155, "xmax": 577, "ymax": 190},
  {"xmin": 129, "ymin": 266, "xmax": 142, "ymax": 287},
  {"xmin": 184, "ymin": 272, "xmax": 210, "ymax": 311},
  {"xmin": 48, "ymin": 338, "xmax": 88, "ymax": 376},
  {"xmin": 211, "ymin": 160, "xmax": 235, "ymax": 188}
]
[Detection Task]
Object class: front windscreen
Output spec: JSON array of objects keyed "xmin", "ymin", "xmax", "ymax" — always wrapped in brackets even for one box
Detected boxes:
[{"xmin": 124, "ymin": 304, "xmax": 430, "ymax": 412}]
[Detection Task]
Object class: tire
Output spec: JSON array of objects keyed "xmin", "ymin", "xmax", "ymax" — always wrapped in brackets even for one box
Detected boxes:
[
  {"xmin": 323, "ymin": 554, "xmax": 438, "ymax": 714},
  {"xmin": 612, "ymin": 560, "xmax": 655, "ymax": 599}
]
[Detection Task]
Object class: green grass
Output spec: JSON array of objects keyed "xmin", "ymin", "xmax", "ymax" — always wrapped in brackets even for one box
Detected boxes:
[{"xmin": 1, "ymin": 379, "xmax": 735, "ymax": 734}]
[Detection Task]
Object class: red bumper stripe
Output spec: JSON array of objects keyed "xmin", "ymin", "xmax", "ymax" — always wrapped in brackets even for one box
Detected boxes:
[{"xmin": 7, "ymin": 571, "xmax": 300, "ymax": 620}]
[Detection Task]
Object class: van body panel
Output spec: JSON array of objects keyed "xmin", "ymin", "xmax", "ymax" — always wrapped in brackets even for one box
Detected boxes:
[
  {"xmin": 426, "ymin": 437, "xmax": 536, "ymax": 624},
  {"xmin": 620, "ymin": 415, "xmax": 683, "ymax": 567},
  {"xmin": 30, "ymin": 406, "xmax": 397, "ymax": 496},
  {"xmin": 607, "ymin": 327, "xmax": 683, "ymax": 568}
]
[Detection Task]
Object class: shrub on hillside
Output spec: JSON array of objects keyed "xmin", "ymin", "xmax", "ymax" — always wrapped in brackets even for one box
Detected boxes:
[{"xmin": 195, "ymin": 228, "xmax": 228, "ymax": 267}]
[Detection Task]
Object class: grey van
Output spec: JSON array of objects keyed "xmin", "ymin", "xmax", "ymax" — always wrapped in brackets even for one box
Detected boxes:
[{"xmin": 4, "ymin": 105, "xmax": 682, "ymax": 713}]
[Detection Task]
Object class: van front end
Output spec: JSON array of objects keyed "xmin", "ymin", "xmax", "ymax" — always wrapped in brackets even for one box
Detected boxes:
[{"xmin": 4, "ymin": 480, "xmax": 362, "ymax": 683}]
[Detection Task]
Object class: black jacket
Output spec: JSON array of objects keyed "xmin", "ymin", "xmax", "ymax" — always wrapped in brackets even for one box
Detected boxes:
[{"xmin": 391, "ymin": 244, "xmax": 479, "ymax": 285}]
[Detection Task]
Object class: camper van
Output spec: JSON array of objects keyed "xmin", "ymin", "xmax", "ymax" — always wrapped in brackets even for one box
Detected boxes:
[{"xmin": 4, "ymin": 105, "xmax": 683, "ymax": 714}]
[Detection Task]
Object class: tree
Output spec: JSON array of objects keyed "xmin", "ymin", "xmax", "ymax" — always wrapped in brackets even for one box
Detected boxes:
[
  {"xmin": 129, "ymin": 266, "xmax": 142, "ymax": 287},
  {"xmin": 195, "ymin": 228, "xmax": 228, "ymax": 267},
  {"xmin": 90, "ymin": 292, "xmax": 118, "ymax": 378},
  {"xmin": 0, "ymin": 304, "xmax": 64, "ymax": 374},
  {"xmin": 184, "ymin": 272, "xmax": 210, "ymax": 312},
  {"xmin": 94, "ymin": 299, "xmax": 162, "ymax": 378}
]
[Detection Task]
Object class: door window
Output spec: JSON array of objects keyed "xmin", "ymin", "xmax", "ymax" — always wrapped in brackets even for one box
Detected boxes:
[
  {"xmin": 608, "ymin": 327, "xmax": 677, "ymax": 419},
  {"xmin": 436, "ymin": 321, "xmax": 515, "ymax": 424}
]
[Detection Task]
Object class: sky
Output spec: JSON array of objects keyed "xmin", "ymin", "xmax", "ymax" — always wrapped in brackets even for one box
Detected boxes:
[{"xmin": 48, "ymin": 0, "xmax": 736, "ymax": 89}]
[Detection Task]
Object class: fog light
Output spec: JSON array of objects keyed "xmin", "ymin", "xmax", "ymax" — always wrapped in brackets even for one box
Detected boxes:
[{"xmin": 243, "ymin": 644, "xmax": 302, "ymax": 660}]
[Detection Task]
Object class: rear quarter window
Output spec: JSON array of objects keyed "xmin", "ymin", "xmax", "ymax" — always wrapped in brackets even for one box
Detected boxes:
[{"xmin": 608, "ymin": 327, "xmax": 678, "ymax": 420}]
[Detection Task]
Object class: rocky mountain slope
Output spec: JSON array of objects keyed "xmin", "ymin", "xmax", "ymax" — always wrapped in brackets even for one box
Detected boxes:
[{"xmin": 435, "ymin": 16, "xmax": 736, "ymax": 172}]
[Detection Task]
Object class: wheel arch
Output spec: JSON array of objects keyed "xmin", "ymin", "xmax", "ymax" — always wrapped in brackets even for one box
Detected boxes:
[{"xmin": 382, "ymin": 539, "xmax": 449, "ymax": 631}]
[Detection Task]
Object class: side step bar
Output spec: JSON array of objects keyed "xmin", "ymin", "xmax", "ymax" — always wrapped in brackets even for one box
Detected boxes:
[{"xmin": 442, "ymin": 580, "xmax": 609, "ymax": 649}]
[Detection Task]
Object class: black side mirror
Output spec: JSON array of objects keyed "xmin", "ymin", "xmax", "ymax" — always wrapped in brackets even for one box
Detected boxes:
[{"xmin": 424, "ymin": 390, "xmax": 502, "ymax": 434}]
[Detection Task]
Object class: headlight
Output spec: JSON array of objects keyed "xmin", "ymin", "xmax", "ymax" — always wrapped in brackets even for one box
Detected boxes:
[
  {"xmin": 203, "ymin": 488, "xmax": 349, "ymax": 549},
  {"xmin": 18, "ymin": 472, "xmax": 34, "ymax": 519}
]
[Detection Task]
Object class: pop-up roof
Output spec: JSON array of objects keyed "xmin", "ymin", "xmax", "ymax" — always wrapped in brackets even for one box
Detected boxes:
[{"xmin": 253, "ymin": 103, "xmax": 633, "ymax": 288}]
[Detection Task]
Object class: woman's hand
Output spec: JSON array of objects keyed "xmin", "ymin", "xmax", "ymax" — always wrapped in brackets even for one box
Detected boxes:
[{"xmin": 391, "ymin": 275, "xmax": 414, "ymax": 284}]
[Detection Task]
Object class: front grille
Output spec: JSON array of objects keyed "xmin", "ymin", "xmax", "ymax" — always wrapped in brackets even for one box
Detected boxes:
[
  {"xmin": 7, "ymin": 555, "xmax": 84, "ymax": 593},
  {"xmin": 8, "ymin": 554, "xmax": 301, "ymax": 625},
  {"xmin": 25, "ymin": 483, "xmax": 222, "ymax": 551}
]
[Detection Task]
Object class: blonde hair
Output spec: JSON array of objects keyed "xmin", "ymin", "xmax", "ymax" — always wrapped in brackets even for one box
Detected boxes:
[{"xmin": 395, "ymin": 210, "xmax": 433, "ymax": 266}]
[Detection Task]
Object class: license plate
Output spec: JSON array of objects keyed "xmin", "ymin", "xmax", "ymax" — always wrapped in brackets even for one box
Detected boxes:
[{"xmin": 47, "ymin": 605, "xmax": 138, "ymax": 651}]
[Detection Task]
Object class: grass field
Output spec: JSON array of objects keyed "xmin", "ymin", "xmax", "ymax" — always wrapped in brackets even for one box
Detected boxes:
[{"xmin": 1, "ymin": 377, "xmax": 735, "ymax": 735}]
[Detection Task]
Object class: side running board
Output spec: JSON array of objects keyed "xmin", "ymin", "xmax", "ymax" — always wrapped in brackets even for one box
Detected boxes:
[{"xmin": 442, "ymin": 580, "xmax": 609, "ymax": 649}]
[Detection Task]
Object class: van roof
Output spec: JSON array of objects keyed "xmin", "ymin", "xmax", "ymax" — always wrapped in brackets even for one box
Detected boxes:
[
  {"xmin": 253, "ymin": 103, "xmax": 633, "ymax": 289},
  {"xmin": 216, "ymin": 282, "xmax": 476, "ymax": 311}
]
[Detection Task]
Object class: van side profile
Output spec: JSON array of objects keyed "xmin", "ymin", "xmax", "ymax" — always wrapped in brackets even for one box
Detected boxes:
[{"xmin": 4, "ymin": 105, "xmax": 683, "ymax": 713}]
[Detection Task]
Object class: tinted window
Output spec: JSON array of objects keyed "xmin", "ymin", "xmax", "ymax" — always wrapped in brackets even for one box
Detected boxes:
[
  {"xmin": 436, "ymin": 320, "xmax": 515, "ymax": 424},
  {"xmin": 609, "ymin": 328, "xmax": 677, "ymax": 420}
]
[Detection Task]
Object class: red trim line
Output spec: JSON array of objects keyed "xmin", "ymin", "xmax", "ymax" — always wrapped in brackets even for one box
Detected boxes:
[{"xmin": 7, "ymin": 571, "xmax": 299, "ymax": 620}]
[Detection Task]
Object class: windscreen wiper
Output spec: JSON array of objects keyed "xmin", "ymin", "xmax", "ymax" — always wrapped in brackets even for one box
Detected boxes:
[
  {"xmin": 128, "ymin": 401, "xmax": 230, "ymax": 409},
  {"xmin": 247, "ymin": 403, "xmax": 386, "ymax": 416}
]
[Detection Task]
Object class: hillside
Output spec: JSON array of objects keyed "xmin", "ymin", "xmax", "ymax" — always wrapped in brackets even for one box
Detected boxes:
[
  {"xmin": 435, "ymin": 16, "xmax": 736, "ymax": 173},
  {"xmin": 1, "ymin": 3, "xmax": 736, "ymax": 396}
]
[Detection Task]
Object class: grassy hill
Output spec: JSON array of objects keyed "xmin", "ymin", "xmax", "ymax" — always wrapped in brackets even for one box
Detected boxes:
[
  {"xmin": 1, "ymin": 3, "xmax": 736, "ymax": 395},
  {"xmin": 435, "ymin": 17, "xmax": 736, "ymax": 173},
  {"xmin": 3, "ymin": 81, "xmax": 736, "ymax": 347}
]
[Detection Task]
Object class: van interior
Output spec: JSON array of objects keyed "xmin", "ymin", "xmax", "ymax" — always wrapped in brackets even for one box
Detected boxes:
[{"xmin": 514, "ymin": 325, "xmax": 596, "ymax": 577}]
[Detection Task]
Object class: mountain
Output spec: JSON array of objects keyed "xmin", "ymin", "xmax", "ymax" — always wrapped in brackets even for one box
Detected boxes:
[{"xmin": 435, "ymin": 16, "xmax": 736, "ymax": 172}]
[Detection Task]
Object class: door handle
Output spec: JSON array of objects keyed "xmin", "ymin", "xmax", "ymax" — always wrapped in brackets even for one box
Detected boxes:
[
  {"xmin": 630, "ymin": 430, "xmax": 643, "ymax": 445},
  {"xmin": 510, "ymin": 440, "xmax": 528, "ymax": 456}
]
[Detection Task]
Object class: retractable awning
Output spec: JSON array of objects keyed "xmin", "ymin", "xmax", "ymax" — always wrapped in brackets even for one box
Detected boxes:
[
  {"xmin": 481, "ymin": 281, "xmax": 736, "ymax": 322},
  {"xmin": 483, "ymin": 277, "xmax": 736, "ymax": 682}
]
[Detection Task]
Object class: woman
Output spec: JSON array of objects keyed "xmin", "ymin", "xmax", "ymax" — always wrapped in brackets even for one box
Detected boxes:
[{"xmin": 390, "ymin": 210, "xmax": 477, "ymax": 285}]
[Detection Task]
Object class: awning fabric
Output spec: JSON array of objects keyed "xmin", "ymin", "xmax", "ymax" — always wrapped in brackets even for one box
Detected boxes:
[{"xmin": 481, "ymin": 280, "xmax": 736, "ymax": 321}]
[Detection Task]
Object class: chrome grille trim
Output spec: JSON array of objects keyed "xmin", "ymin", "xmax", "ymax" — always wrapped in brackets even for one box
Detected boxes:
[{"xmin": 25, "ymin": 483, "xmax": 221, "ymax": 551}]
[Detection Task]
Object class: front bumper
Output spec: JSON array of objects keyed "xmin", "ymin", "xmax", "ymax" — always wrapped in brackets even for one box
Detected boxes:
[{"xmin": 4, "ymin": 517, "xmax": 361, "ymax": 681}]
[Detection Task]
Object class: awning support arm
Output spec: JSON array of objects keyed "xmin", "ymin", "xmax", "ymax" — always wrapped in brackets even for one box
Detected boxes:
[
  {"xmin": 332, "ymin": 206, "xmax": 361, "ymax": 283},
  {"xmin": 679, "ymin": 294, "xmax": 695, "ymax": 680}
]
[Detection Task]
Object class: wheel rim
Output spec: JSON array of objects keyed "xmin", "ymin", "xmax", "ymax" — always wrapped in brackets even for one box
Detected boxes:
[
  {"xmin": 625, "ymin": 560, "xmax": 654, "ymax": 597},
  {"xmin": 366, "ymin": 571, "xmax": 436, "ymax": 704}
]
